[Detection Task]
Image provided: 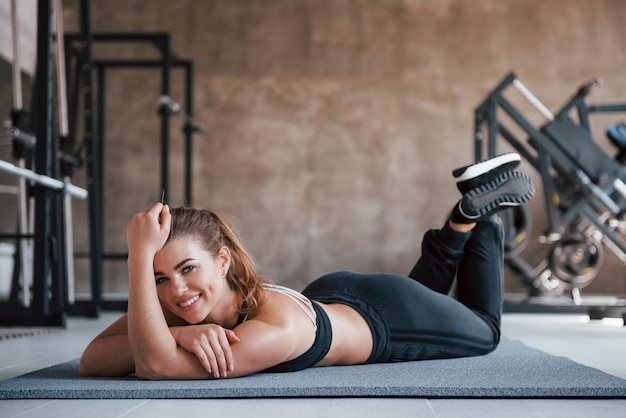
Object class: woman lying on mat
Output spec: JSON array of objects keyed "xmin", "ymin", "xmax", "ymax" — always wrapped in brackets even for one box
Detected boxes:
[{"xmin": 79, "ymin": 153, "xmax": 534, "ymax": 380}]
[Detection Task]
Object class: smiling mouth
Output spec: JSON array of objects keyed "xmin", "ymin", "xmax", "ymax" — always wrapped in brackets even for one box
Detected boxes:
[{"xmin": 178, "ymin": 295, "xmax": 200, "ymax": 308}]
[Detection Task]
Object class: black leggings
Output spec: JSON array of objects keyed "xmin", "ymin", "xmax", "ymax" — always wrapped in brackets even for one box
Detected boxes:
[{"xmin": 302, "ymin": 220, "xmax": 504, "ymax": 363}]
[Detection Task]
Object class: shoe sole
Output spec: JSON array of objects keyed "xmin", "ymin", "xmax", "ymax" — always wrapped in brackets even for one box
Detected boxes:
[
  {"xmin": 460, "ymin": 171, "xmax": 535, "ymax": 220},
  {"xmin": 453, "ymin": 153, "xmax": 521, "ymax": 181}
]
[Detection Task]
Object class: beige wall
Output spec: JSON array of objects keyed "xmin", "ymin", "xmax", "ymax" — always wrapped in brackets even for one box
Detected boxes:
[{"xmin": 3, "ymin": 0, "xmax": 626, "ymax": 299}]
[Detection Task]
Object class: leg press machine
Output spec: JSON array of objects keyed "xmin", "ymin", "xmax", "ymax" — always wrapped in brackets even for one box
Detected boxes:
[{"xmin": 474, "ymin": 72, "xmax": 626, "ymax": 310}]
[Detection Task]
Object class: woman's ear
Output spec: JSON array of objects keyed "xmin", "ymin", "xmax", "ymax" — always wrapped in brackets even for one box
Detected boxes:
[{"xmin": 218, "ymin": 246, "xmax": 231, "ymax": 277}]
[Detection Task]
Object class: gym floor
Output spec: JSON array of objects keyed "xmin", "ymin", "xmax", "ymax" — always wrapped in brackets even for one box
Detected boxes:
[{"xmin": 1, "ymin": 312, "xmax": 625, "ymax": 417}]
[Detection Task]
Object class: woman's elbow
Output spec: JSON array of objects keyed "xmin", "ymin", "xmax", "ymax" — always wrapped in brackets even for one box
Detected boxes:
[
  {"xmin": 78, "ymin": 350, "xmax": 134, "ymax": 377},
  {"xmin": 133, "ymin": 356, "xmax": 173, "ymax": 380},
  {"xmin": 78, "ymin": 356, "xmax": 90, "ymax": 377},
  {"xmin": 78, "ymin": 352, "xmax": 100, "ymax": 377},
  {"xmin": 134, "ymin": 364, "xmax": 162, "ymax": 380}
]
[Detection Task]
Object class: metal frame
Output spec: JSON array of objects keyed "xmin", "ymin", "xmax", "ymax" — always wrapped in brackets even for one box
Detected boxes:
[
  {"xmin": 474, "ymin": 72, "xmax": 626, "ymax": 306},
  {"xmin": 0, "ymin": 0, "xmax": 196, "ymax": 323},
  {"xmin": 63, "ymin": 26, "xmax": 196, "ymax": 316},
  {"xmin": 0, "ymin": 0, "xmax": 76, "ymax": 326}
]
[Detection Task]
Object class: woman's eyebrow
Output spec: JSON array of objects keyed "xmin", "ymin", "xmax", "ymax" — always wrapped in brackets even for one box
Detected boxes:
[
  {"xmin": 175, "ymin": 259, "xmax": 196, "ymax": 270},
  {"xmin": 154, "ymin": 258, "xmax": 197, "ymax": 276}
]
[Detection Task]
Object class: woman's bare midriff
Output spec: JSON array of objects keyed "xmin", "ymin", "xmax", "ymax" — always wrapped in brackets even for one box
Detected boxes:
[{"xmin": 313, "ymin": 302, "xmax": 373, "ymax": 366}]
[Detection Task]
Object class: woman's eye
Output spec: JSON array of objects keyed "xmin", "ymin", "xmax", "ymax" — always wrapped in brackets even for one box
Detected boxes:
[
  {"xmin": 182, "ymin": 265, "xmax": 195, "ymax": 274},
  {"xmin": 155, "ymin": 277, "xmax": 169, "ymax": 285}
]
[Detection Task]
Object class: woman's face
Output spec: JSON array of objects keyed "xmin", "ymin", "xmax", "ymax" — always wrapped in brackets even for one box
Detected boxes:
[{"xmin": 153, "ymin": 236, "xmax": 232, "ymax": 325}]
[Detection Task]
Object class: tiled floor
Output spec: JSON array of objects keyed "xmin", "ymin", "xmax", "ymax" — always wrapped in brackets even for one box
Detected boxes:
[{"xmin": 1, "ymin": 312, "xmax": 625, "ymax": 417}]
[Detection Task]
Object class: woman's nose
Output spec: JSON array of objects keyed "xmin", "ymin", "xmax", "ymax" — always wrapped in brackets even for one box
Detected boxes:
[{"xmin": 171, "ymin": 276, "xmax": 188, "ymax": 296}]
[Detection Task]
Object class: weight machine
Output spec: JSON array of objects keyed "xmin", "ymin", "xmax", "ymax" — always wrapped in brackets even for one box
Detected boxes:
[
  {"xmin": 475, "ymin": 72, "xmax": 626, "ymax": 319},
  {"xmin": 0, "ymin": 0, "xmax": 87, "ymax": 326},
  {"xmin": 1, "ymin": 0, "xmax": 199, "ymax": 324},
  {"xmin": 62, "ymin": 33, "xmax": 199, "ymax": 316}
]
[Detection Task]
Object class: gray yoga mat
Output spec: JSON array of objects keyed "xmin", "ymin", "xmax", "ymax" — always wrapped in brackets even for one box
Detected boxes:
[{"xmin": 1, "ymin": 338, "xmax": 625, "ymax": 399}]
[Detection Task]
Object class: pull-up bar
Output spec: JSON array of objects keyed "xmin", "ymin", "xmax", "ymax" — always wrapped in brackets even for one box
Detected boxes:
[{"xmin": 0, "ymin": 158, "xmax": 88, "ymax": 199}]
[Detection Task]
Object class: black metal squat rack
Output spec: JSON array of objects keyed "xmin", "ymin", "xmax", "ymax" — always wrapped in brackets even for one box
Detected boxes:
[{"xmin": 0, "ymin": 0, "xmax": 199, "ymax": 326}]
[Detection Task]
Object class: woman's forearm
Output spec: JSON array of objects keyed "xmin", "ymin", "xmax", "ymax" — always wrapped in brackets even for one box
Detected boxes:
[
  {"xmin": 79, "ymin": 334, "xmax": 135, "ymax": 377},
  {"xmin": 127, "ymin": 254, "xmax": 179, "ymax": 379}
]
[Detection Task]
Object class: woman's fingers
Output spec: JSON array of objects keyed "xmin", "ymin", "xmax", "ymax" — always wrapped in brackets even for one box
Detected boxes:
[
  {"xmin": 126, "ymin": 203, "xmax": 171, "ymax": 257},
  {"xmin": 225, "ymin": 329, "xmax": 241, "ymax": 344},
  {"xmin": 148, "ymin": 202, "xmax": 164, "ymax": 215},
  {"xmin": 156, "ymin": 203, "xmax": 171, "ymax": 228},
  {"xmin": 194, "ymin": 328, "xmax": 235, "ymax": 378},
  {"xmin": 193, "ymin": 344, "xmax": 213, "ymax": 374},
  {"xmin": 217, "ymin": 330, "xmax": 235, "ymax": 374},
  {"xmin": 211, "ymin": 331, "xmax": 232, "ymax": 377},
  {"xmin": 223, "ymin": 329, "xmax": 239, "ymax": 372}
]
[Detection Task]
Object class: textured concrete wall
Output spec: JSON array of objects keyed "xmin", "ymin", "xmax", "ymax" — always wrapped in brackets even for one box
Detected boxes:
[{"xmin": 4, "ymin": 0, "xmax": 626, "ymax": 299}]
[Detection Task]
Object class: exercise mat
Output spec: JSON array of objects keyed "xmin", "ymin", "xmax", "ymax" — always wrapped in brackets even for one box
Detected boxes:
[{"xmin": 1, "ymin": 339, "xmax": 625, "ymax": 399}]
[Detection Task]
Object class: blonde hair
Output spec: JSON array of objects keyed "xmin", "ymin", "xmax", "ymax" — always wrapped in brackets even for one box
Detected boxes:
[{"xmin": 168, "ymin": 207, "xmax": 268, "ymax": 317}]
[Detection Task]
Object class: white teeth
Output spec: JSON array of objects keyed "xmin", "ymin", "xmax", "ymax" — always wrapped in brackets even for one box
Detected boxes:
[{"xmin": 179, "ymin": 295, "xmax": 199, "ymax": 307}]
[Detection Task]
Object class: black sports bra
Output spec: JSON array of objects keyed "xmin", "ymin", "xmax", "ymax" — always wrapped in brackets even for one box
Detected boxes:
[{"xmin": 260, "ymin": 285, "xmax": 332, "ymax": 373}]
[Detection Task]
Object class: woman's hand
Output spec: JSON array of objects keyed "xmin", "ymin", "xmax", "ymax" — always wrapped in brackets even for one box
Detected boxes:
[
  {"xmin": 126, "ymin": 203, "xmax": 171, "ymax": 259},
  {"xmin": 171, "ymin": 324, "xmax": 241, "ymax": 378}
]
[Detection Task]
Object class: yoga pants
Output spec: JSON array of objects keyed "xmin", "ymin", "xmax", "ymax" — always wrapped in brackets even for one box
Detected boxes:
[{"xmin": 302, "ymin": 220, "xmax": 504, "ymax": 363}]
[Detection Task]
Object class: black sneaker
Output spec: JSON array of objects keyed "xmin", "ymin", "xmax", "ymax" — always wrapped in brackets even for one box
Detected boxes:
[
  {"xmin": 453, "ymin": 153, "xmax": 521, "ymax": 194},
  {"xmin": 450, "ymin": 170, "xmax": 535, "ymax": 224}
]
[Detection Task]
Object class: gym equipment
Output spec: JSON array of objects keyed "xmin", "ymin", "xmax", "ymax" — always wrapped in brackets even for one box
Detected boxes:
[
  {"xmin": 62, "ymin": 31, "xmax": 198, "ymax": 316},
  {"xmin": 0, "ymin": 159, "xmax": 86, "ymax": 198},
  {"xmin": 498, "ymin": 205, "xmax": 531, "ymax": 257},
  {"xmin": 0, "ymin": 0, "xmax": 87, "ymax": 326},
  {"xmin": 474, "ymin": 72, "xmax": 626, "ymax": 313},
  {"xmin": 1, "ymin": 0, "xmax": 200, "ymax": 323}
]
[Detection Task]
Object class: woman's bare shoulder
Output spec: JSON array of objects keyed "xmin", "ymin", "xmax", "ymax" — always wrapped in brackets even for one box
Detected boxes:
[{"xmin": 249, "ymin": 289, "xmax": 315, "ymax": 329}]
